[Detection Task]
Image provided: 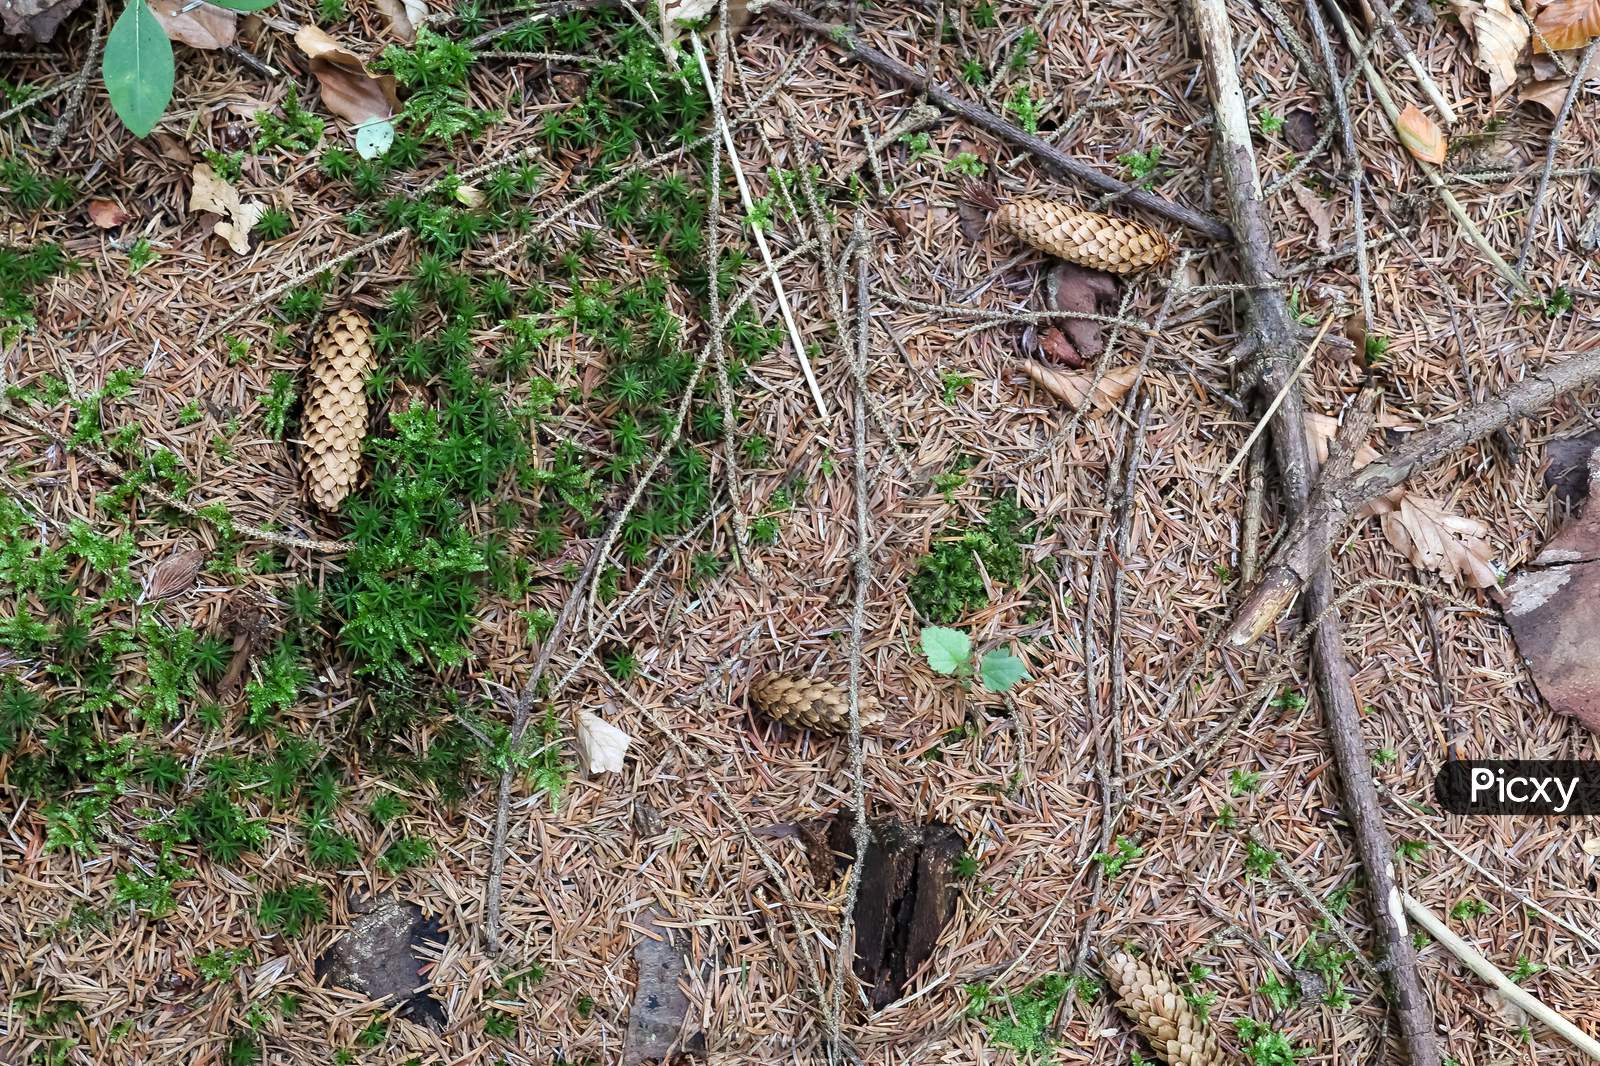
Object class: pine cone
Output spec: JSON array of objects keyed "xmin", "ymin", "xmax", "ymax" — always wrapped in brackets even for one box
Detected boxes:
[
  {"xmin": 749, "ymin": 673, "xmax": 884, "ymax": 735},
  {"xmin": 994, "ymin": 198, "xmax": 1173, "ymax": 274},
  {"xmin": 302, "ymin": 309, "xmax": 376, "ymax": 511},
  {"xmin": 1102, "ymin": 950, "xmax": 1222, "ymax": 1066}
]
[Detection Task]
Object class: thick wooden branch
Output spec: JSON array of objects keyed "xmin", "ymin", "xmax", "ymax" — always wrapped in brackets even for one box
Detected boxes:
[
  {"xmin": 1226, "ymin": 344, "xmax": 1600, "ymax": 648},
  {"xmin": 758, "ymin": 1, "xmax": 1233, "ymax": 242},
  {"xmin": 1186, "ymin": 3, "xmax": 1441, "ymax": 1064}
]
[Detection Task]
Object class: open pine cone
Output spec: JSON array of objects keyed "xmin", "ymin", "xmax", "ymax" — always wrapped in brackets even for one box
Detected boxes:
[
  {"xmin": 994, "ymin": 197, "xmax": 1173, "ymax": 274},
  {"xmin": 302, "ymin": 309, "xmax": 376, "ymax": 511},
  {"xmin": 1102, "ymin": 950, "xmax": 1223, "ymax": 1066},
  {"xmin": 749, "ymin": 673, "xmax": 884, "ymax": 735}
]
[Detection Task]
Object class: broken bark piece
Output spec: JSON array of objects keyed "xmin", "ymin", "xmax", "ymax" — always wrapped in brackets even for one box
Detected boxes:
[
  {"xmin": 807, "ymin": 814, "xmax": 964, "ymax": 1008},
  {"xmin": 622, "ymin": 909, "xmax": 703, "ymax": 1065},
  {"xmin": 1505, "ymin": 445, "xmax": 1600, "ymax": 733},
  {"xmin": 1542, "ymin": 430, "xmax": 1600, "ymax": 513},
  {"xmin": 214, "ymin": 603, "xmax": 265, "ymax": 702},
  {"xmin": 314, "ymin": 896, "xmax": 446, "ymax": 1028}
]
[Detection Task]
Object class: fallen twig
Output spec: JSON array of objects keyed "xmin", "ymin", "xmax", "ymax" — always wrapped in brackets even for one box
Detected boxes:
[
  {"xmin": 1305, "ymin": 0, "xmax": 1372, "ymax": 332},
  {"xmin": 1224, "ymin": 342, "xmax": 1600, "ymax": 648},
  {"xmin": 1403, "ymin": 894, "xmax": 1600, "ymax": 1060},
  {"xmin": 1362, "ymin": 0, "xmax": 1457, "ymax": 124},
  {"xmin": 690, "ymin": 32, "xmax": 830, "ymax": 419},
  {"xmin": 1324, "ymin": 0, "xmax": 1531, "ymax": 297},
  {"xmin": 757, "ymin": 0, "xmax": 1233, "ymax": 242},
  {"xmin": 44, "ymin": 1, "xmax": 106, "ymax": 156},
  {"xmin": 1187, "ymin": 1, "xmax": 1440, "ymax": 1061},
  {"xmin": 1515, "ymin": 40, "xmax": 1597, "ymax": 277}
]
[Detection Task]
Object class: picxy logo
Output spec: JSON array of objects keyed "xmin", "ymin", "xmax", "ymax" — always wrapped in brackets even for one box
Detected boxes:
[{"xmin": 1435, "ymin": 760, "xmax": 1600, "ymax": 816}]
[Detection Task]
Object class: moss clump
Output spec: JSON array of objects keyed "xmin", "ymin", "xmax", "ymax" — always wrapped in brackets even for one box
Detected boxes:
[
  {"xmin": 909, "ymin": 498, "xmax": 1031, "ymax": 623},
  {"xmin": 965, "ymin": 973, "xmax": 1068, "ymax": 1057}
]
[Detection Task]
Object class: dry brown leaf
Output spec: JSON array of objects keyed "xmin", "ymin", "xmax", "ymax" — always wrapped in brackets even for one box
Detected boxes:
[
  {"xmin": 1453, "ymin": 0, "xmax": 1529, "ymax": 98},
  {"xmin": 1371, "ymin": 493, "xmax": 1500, "ymax": 587},
  {"xmin": 1290, "ymin": 184, "xmax": 1332, "ymax": 250},
  {"xmin": 0, "ymin": 0, "xmax": 83, "ymax": 41},
  {"xmin": 294, "ymin": 25, "xmax": 400, "ymax": 126},
  {"xmin": 1522, "ymin": 76, "xmax": 1576, "ymax": 114},
  {"xmin": 153, "ymin": 131, "xmax": 192, "ymax": 164},
  {"xmin": 1534, "ymin": 0, "xmax": 1600, "ymax": 51},
  {"xmin": 188, "ymin": 163, "xmax": 265, "ymax": 255},
  {"xmin": 576, "ymin": 710, "xmax": 632, "ymax": 773},
  {"xmin": 374, "ymin": 0, "xmax": 426, "ymax": 40},
  {"xmin": 1021, "ymin": 360, "xmax": 1137, "ymax": 411},
  {"xmin": 1397, "ymin": 104, "xmax": 1448, "ymax": 164},
  {"xmin": 142, "ymin": 547, "xmax": 207, "ymax": 602},
  {"xmin": 88, "ymin": 199, "xmax": 130, "ymax": 229},
  {"xmin": 149, "ymin": 0, "xmax": 236, "ymax": 49}
]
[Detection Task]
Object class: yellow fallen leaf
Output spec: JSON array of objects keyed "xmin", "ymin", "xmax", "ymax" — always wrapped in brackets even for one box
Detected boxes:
[
  {"xmin": 1397, "ymin": 104, "xmax": 1448, "ymax": 165},
  {"xmin": 1020, "ymin": 360, "xmax": 1137, "ymax": 411},
  {"xmin": 576, "ymin": 710, "xmax": 632, "ymax": 774},
  {"xmin": 454, "ymin": 183, "xmax": 485, "ymax": 208}
]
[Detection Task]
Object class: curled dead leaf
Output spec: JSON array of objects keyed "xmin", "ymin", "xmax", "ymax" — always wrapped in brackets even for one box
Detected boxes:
[
  {"xmin": 1397, "ymin": 104, "xmax": 1448, "ymax": 165},
  {"xmin": 88, "ymin": 198, "xmax": 131, "ymax": 229},
  {"xmin": 374, "ymin": 0, "xmax": 427, "ymax": 40},
  {"xmin": 453, "ymin": 183, "xmax": 485, "ymax": 209},
  {"xmin": 1522, "ymin": 77, "xmax": 1576, "ymax": 115},
  {"xmin": 1021, "ymin": 360, "xmax": 1137, "ymax": 411},
  {"xmin": 576, "ymin": 710, "xmax": 632, "ymax": 773},
  {"xmin": 294, "ymin": 25, "xmax": 400, "ymax": 126},
  {"xmin": 142, "ymin": 546, "xmax": 207, "ymax": 602},
  {"xmin": 1533, "ymin": 0, "xmax": 1600, "ymax": 52},
  {"xmin": 1452, "ymin": 0, "xmax": 1529, "ymax": 99},
  {"xmin": 188, "ymin": 163, "xmax": 264, "ymax": 256},
  {"xmin": 149, "ymin": 0, "xmax": 236, "ymax": 49}
]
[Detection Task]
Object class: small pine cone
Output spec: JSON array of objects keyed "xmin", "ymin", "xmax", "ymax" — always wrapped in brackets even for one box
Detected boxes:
[
  {"xmin": 1102, "ymin": 950, "xmax": 1222, "ymax": 1066},
  {"xmin": 302, "ymin": 309, "xmax": 376, "ymax": 511},
  {"xmin": 749, "ymin": 673, "xmax": 884, "ymax": 735},
  {"xmin": 994, "ymin": 197, "xmax": 1173, "ymax": 274}
]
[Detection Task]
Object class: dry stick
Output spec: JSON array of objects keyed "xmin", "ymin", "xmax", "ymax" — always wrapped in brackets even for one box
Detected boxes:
[
  {"xmin": 827, "ymin": 213, "xmax": 876, "ymax": 1058},
  {"xmin": 757, "ymin": 0, "xmax": 1232, "ymax": 242},
  {"xmin": 1514, "ymin": 40, "xmax": 1597, "ymax": 278},
  {"xmin": 1218, "ymin": 315, "xmax": 1335, "ymax": 484},
  {"xmin": 693, "ymin": 24, "xmax": 755, "ymax": 571},
  {"xmin": 1224, "ymin": 341, "xmax": 1600, "ymax": 648},
  {"xmin": 1324, "ymin": 0, "xmax": 1531, "ymax": 297},
  {"xmin": 1186, "ymin": 2, "xmax": 1440, "ymax": 1062},
  {"xmin": 1305, "ymin": 0, "xmax": 1373, "ymax": 333},
  {"xmin": 690, "ymin": 34, "xmax": 830, "ymax": 419},
  {"xmin": 0, "ymin": 77, "xmax": 76, "ymax": 125},
  {"xmin": 0, "ymin": 400, "xmax": 351, "ymax": 555},
  {"xmin": 1403, "ymin": 894, "xmax": 1600, "ymax": 1060},
  {"xmin": 1362, "ymin": 0, "xmax": 1457, "ymax": 124},
  {"xmin": 483, "ymin": 243, "xmax": 822, "ymax": 949},
  {"xmin": 43, "ymin": 0, "xmax": 105, "ymax": 156},
  {"xmin": 1240, "ymin": 437, "xmax": 1268, "ymax": 582}
]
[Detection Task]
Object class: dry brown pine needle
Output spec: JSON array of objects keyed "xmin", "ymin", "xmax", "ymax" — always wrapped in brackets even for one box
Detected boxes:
[
  {"xmin": 302, "ymin": 308, "xmax": 377, "ymax": 512},
  {"xmin": 1103, "ymin": 949, "xmax": 1224, "ymax": 1066},
  {"xmin": 749, "ymin": 673, "xmax": 884, "ymax": 735},
  {"xmin": 995, "ymin": 197, "xmax": 1173, "ymax": 274}
]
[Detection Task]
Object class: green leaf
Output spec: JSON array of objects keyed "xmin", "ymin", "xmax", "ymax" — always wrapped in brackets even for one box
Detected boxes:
[
  {"xmin": 103, "ymin": 0, "xmax": 174, "ymax": 137},
  {"xmin": 920, "ymin": 626, "xmax": 971, "ymax": 675},
  {"xmin": 206, "ymin": 0, "xmax": 278, "ymax": 10},
  {"xmin": 979, "ymin": 649, "xmax": 1028, "ymax": 692}
]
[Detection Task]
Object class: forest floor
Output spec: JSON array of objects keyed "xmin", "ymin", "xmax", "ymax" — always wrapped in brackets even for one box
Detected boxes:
[{"xmin": 3, "ymin": 0, "xmax": 1600, "ymax": 1063}]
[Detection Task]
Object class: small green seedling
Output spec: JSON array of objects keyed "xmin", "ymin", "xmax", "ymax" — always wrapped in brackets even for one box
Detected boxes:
[{"xmin": 919, "ymin": 626, "xmax": 1028, "ymax": 693}]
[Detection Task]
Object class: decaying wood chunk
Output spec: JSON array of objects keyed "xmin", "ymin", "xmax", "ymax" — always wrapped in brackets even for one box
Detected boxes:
[
  {"xmin": 622, "ymin": 909, "xmax": 704, "ymax": 1065},
  {"xmin": 806, "ymin": 813, "xmax": 964, "ymax": 1008},
  {"xmin": 314, "ymin": 896, "xmax": 446, "ymax": 1028}
]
